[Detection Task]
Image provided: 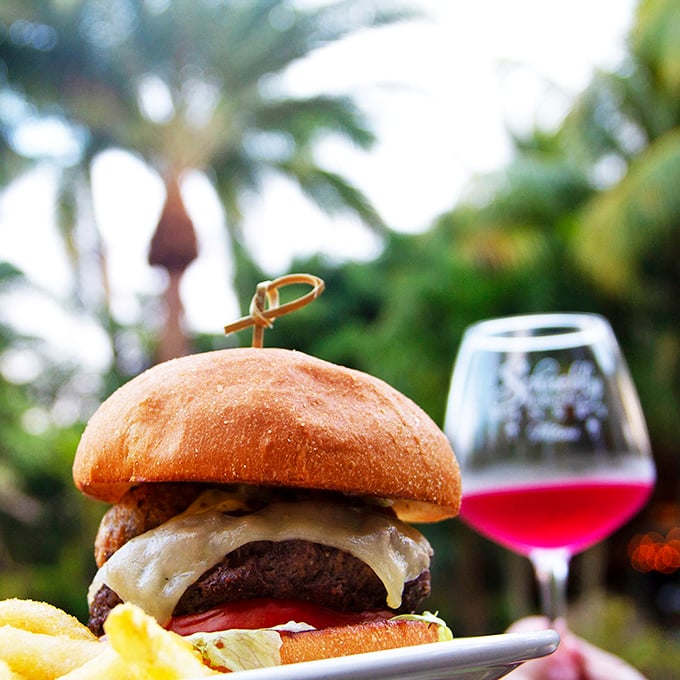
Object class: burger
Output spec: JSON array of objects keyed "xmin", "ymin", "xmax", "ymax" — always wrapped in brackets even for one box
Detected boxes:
[{"xmin": 73, "ymin": 347, "xmax": 461, "ymax": 671}]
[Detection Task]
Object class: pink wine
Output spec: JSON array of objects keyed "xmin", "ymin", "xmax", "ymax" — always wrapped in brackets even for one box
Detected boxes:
[{"xmin": 460, "ymin": 479, "xmax": 654, "ymax": 557}]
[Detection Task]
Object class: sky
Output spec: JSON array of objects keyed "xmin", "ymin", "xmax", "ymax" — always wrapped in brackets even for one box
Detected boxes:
[{"xmin": 0, "ymin": 0, "xmax": 637, "ymax": 373}]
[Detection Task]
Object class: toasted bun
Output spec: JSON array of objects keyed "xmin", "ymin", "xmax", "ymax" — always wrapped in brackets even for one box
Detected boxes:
[
  {"xmin": 279, "ymin": 617, "xmax": 443, "ymax": 665},
  {"xmin": 73, "ymin": 348, "xmax": 460, "ymax": 522}
]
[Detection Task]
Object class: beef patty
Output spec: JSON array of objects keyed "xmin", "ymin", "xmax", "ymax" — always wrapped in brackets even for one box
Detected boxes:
[
  {"xmin": 88, "ymin": 539, "xmax": 431, "ymax": 636},
  {"xmin": 89, "ymin": 484, "xmax": 431, "ymax": 636}
]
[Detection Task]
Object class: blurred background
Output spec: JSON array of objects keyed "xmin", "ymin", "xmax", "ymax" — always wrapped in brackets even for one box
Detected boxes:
[{"xmin": 0, "ymin": 0, "xmax": 678, "ymax": 676}]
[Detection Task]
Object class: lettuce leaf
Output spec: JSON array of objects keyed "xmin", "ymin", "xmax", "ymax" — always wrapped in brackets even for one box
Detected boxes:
[
  {"xmin": 389, "ymin": 611, "xmax": 454, "ymax": 641},
  {"xmin": 188, "ymin": 629, "xmax": 283, "ymax": 672}
]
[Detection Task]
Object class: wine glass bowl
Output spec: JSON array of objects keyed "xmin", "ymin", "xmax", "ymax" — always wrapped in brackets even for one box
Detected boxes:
[{"xmin": 444, "ymin": 313, "xmax": 655, "ymax": 622}]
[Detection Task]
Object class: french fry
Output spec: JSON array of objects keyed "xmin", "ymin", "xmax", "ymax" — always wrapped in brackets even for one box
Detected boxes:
[
  {"xmin": 55, "ymin": 647, "xmax": 132, "ymax": 680},
  {"xmin": 0, "ymin": 659, "xmax": 24, "ymax": 680},
  {"xmin": 104, "ymin": 603, "xmax": 217, "ymax": 679},
  {"xmin": 0, "ymin": 626, "xmax": 103, "ymax": 680},
  {"xmin": 0, "ymin": 600, "xmax": 95, "ymax": 641},
  {"xmin": 0, "ymin": 599, "xmax": 227, "ymax": 680}
]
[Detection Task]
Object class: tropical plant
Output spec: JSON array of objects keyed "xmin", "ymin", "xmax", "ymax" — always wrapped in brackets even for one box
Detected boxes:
[
  {"xmin": 0, "ymin": 0, "xmax": 416, "ymax": 619},
  {"xmin": 560, "ymin": 0, "xmax": 680, "ymax": 461},
  {"xmin": 266, "ymin": 0, "xmax": 680, "ymax": 636},
  {"xmin": 0, "ymin": 0, "xmax": 415, "ymax": 361},
  {"xmin": 0, "ymin": 263, "xmax": 102, "ymax": 619}
]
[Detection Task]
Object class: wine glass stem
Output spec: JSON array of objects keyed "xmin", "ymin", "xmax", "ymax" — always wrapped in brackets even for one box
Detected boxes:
[{"xmin": 529, "ymin": 549, "xmax": 570, "ymax": 624}]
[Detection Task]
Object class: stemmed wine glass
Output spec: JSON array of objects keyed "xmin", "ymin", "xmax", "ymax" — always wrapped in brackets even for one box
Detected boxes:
[{"xmin": 444, "ymin": 313, "xmax": 655, "ymax": 623}]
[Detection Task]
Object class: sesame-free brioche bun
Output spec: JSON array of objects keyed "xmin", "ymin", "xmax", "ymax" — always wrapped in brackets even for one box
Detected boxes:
[{"xmin": 73, "ymin": 348, "xmax": 460, "ymax": 522}]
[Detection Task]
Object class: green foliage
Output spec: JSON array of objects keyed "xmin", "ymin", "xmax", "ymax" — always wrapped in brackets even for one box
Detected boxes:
[
  {"xmin": 0, "ymin": 0, "xmax": 677, "ymax": 656},
  {"xmin": 573, "ymin": 129, "xmax": 680, "ymax": 298},
  {"xmin": 634, "ymin": 0, "xmax": 680, "ymax": 100},
  {"xmin": 0, "ymin": 0, "xmax": 418, "ymax": 623},
  {"xmin": 0, "ymin": 289, "xmax": 100, "ymax": 621},
  {"xmin": 258, "ymin": 0, "xmax": 680, "ymax": 643},
  {"xmin": 0, "ymin": 0, "xmax": 412, "ymax": 239}
]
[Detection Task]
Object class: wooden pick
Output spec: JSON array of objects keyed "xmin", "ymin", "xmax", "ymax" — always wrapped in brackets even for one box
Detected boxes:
[{"xmin": 224, "ymin": 273, "xmax": 325, "ymax": 347}]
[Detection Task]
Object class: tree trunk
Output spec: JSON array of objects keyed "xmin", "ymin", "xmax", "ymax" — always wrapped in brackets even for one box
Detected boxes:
[
  {"xmin": 160, "ymin": 270, "xmax": 189, "ymax": 362},
  {"xmin": 148, "ymin": 173, "xmax": 198, "ymax": 362}
]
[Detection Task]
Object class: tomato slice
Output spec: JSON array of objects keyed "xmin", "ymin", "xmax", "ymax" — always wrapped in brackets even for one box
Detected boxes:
[{"xmin": 167, "ymin": 598, "xmax": 393, "ymax": 636}]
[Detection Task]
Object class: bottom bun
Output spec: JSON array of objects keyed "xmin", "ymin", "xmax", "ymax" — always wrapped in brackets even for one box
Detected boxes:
[{"xmin": 279, "ymin": 618, "xmax": 445, "ymax": 665}]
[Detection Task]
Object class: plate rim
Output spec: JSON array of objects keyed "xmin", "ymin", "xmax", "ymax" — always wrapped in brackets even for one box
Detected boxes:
[{"xmin": 213, "ymin": 629, "xmax": 560, "ymax": 680}]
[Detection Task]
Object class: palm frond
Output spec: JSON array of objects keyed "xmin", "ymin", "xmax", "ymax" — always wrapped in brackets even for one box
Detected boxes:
[
  {"xmin": 464, "ymin": 153, "xmax": 591, "ymax": 224},
  {"xmin": 633, "ymin": 0, "xmax": 680, "ymax": 98},
  {"xmin": 573, "ymin": 127, "xmax": 680, "ymax": 295},
  {"xmin": 281, "ymin": 162, "xmax": 386, "ymax": 233},
  {"xmin": 252, "ymin": 95, "xmax": 375, "ymax": 149}
]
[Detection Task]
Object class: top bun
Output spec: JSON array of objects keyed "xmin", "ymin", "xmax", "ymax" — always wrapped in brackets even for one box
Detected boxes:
[{"xmin": 72, "ymin": 348, "xmax": 460, "ymax": 522}]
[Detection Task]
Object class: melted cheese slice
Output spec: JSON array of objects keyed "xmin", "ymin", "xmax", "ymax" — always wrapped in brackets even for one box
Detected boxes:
[{"xmin": 88, "ymin": 494, "xmax": 433, "ymax": 626}]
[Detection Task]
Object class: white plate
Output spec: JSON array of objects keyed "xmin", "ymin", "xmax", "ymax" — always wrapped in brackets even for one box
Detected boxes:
[{"xmin": 210, "ymin": 630, "xmax": 559, "ymax": 680}]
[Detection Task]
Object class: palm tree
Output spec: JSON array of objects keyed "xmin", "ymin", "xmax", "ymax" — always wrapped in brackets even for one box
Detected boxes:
[
  {"xmin": 433, "ymin": 0, "xmax": 678, "ymax": 313},
  {"xmin": 423, "ymin": 0, "xmax": 678, "ymax": 407},
  {"xmin": 554, "ymin": 0, "xmax": 680, "ymax": 462},
  {"xmin": 0, "ymin": 0, "xmax": 414, "ymax": 361}
]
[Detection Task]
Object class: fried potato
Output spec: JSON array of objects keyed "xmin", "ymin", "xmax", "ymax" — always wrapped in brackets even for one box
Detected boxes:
[
  {"xmin": 0, "ymin": 600, "xmax": 95, "ymax": 641},
  {"xmin": 0, "ymin": 599, "xmax": 227, "ymax": 679},
  {"xmin": 55, "ymin": 647, "xmax": 132, "ymax": 680},
  {"xmin": 0, "ymin": 659, "xmax": 24, "ymax": 680},
  {"xmin": 0, "ymin": 626, "xmax": 103, "ymax": 680},
  {"xmin": 104, "ymin": 603, "xmax": 217, "ymax": 679}
]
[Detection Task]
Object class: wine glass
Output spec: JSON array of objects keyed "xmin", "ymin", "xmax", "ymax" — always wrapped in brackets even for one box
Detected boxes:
[{"xmin": 444, "ymin": 313, "xmax": 655, "ymax": 624}]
